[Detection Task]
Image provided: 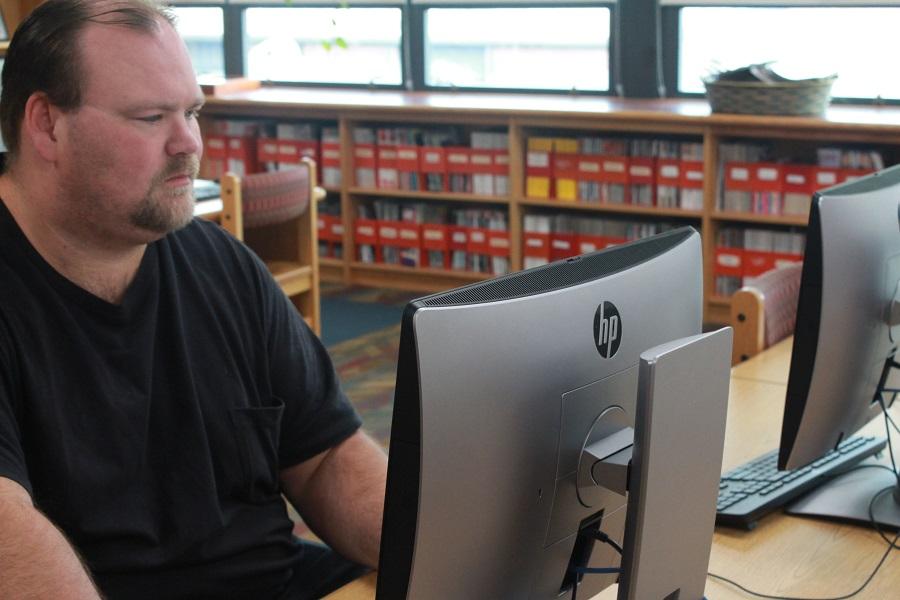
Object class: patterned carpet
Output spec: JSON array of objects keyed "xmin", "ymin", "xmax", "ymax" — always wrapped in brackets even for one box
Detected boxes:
[
  {"xmin": 328, "ymin": 322, "xmax": 402, "ymax": 450},
  {"xmin": 321, "ymin": 285, "xmax": 422, "ymax": 450}
]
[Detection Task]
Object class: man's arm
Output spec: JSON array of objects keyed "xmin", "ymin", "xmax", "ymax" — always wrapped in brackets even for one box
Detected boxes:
[
  {"xmin": 0, "ymin": 477, "xmax": 101, "ymax": 599},
  {"xmin": 280, "ymin": 430, "xmax": 388, "ymax": 568}
]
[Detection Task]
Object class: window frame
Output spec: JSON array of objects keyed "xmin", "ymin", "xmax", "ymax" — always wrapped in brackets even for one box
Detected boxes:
[
  {"xmin": 175, "ymin": 0, "xmax": 621, "ymax": 95},
  {"xmin": 168, "ymin": 2, "xmax": 229, "ymax": 78},
  {"xmin": 171, "ymin": 0, "xmax": 900, "ymax": 103},
  {"xmin": 410, "ymin": 1, "xmax": 619, "ymax": 96},
  {"xmin": 230, "ymin": 1, "xmax": 409, "ymax": 89}
]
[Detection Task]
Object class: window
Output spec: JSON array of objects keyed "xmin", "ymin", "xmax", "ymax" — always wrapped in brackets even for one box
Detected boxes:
[
  {"xmin": 423, "ymin": 6, "xmax": 612, "ymax": 92},
  {"xmin": 168, "ymin": 1, "xmax": 900, "ymax": 103},
  {"xmin": 675, "ymin": 5, "xmax": 900, "ymax": 101},
  {"xmin": 171, "ymin": 6, "xmax": 225, "ymax": 79},
  {"xmin": 243, "ymin": 6, "xmax": 403, "ymax": 85}
]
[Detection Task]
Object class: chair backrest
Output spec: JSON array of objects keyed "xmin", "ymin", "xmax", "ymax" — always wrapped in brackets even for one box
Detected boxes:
[
  {"xmin": 220, "ymin": 162, "xmax": 313, "ymax": 240},
  {"xmin": 730, "ymin": 262, "xmax": 803, "ymax": 364},
  {"xmin": 217, "ymin": 159, "xmax": 321, "ymax": 336}
]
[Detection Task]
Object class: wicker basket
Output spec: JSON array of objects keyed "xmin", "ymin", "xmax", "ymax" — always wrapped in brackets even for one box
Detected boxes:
[{"xmin": 703, "ymin": 76, "xmax": 837, "ymax": 117}]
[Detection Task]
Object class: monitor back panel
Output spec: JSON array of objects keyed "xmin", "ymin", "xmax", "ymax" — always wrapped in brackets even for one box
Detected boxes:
[{"xmin": 395, "ymin": 231, "xmax": 702, "ymax": 599}]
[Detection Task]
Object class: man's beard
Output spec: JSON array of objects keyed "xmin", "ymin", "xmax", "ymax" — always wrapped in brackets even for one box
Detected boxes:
[{"xmin": 130, "ymin": 155, "xmax": 200, "ymax": 234}]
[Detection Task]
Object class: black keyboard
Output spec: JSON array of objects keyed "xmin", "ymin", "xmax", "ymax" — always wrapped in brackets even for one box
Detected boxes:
[{"xmin": 716, "ymin": 435, "xmax": 887, "ymax": 529}]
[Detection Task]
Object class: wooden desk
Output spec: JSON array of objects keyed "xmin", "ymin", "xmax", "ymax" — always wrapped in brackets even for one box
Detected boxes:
[
  {"xmin": 326, "ymin": 341, "xmax": 900, "ymax": 599},
  {"xmin": 730, "ymin": 336, "xmax": 794, "ymax": 386}
]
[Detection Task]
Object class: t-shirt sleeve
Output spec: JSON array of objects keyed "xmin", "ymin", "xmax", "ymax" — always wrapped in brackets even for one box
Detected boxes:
[
  {"xmin": 258, "ymin": 268, "xmax": 362, "ymax": 468},
  {"xmin": 0, "ymin": 317, "xmax": 31, "ymax": 495}
]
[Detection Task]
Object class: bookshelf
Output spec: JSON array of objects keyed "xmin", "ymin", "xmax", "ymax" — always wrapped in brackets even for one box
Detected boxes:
[{"xmin": 199, "ymin": 87, "xmax": 900, "ymax": 324}]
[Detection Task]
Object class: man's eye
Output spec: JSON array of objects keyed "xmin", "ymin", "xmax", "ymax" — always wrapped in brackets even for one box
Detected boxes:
[
  {"xmin": 186, "ymin": 108, "xmax": 202, "ymax": 120},
  {"xmin": 137, "ymin": 115, "xmax": 162, "ymax": 123}
]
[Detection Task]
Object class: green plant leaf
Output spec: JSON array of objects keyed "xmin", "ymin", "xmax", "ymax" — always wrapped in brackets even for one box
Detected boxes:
[{"xmin": 335, "ymin": 37, "xmax": 348, "ymax": 50}]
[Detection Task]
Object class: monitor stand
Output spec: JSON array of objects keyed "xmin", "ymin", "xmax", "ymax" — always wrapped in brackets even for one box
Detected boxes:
[
  {"xmin": 579, "ymin": 328, "xmax": 732, "ymax": 600},
  {"xmin": 787, "ymin": 354, "xmax": 900, "ymax": 530},
  {"xmin": 785, "ymin": 458, "xmax": 900, "ymax": 530}
]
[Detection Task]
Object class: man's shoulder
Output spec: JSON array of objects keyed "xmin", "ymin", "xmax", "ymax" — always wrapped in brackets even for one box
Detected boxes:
[
  {"xmin": 162, "ymin": 218, "xmax": 270, "ymax": 290},
  {"xmin": 169, "ymin": 217, "xmax": 236, "ymax": 250},
  {"xmin": 164, "ymin": 218, "xmax": 253, "ymax": 267}
]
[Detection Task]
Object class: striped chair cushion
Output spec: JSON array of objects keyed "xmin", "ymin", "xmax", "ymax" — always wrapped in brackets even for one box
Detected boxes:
[
  {"xmin": 756, "ymin": 262, "xmax": 803, "ymax": 349},
  {"xmin": 240, "ymin": 167, "xmax": 311, "ymax": 229}
]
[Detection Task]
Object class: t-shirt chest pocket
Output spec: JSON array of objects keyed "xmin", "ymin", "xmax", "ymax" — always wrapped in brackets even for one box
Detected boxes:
[{"xmin": 226, "ymin": 397, "xmax": 285, "ymax": 504}]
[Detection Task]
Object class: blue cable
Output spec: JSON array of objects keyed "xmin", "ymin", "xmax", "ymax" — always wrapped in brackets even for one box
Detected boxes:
[
  {"xmin": 571, "ymin": 566, "xmax": 711, "ymax": 599},
  {"xmin": 571, "ymin": 566, "xmax": 620, "ymax": 575}
]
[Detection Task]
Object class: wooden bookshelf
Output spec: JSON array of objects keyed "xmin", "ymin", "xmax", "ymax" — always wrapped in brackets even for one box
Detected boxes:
[
  {"xmin": 200, "ymin": 88, "xmax": 900, "ymax": 325},
  {"xmin": 712, "ymin": 211, "xmax": 810, "ymax": 227}
]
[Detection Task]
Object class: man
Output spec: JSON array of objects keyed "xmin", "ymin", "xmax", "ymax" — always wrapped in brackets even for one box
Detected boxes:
[{"xmin": 0, "ymin": 1, "xmax": 387, "ymax": 598}]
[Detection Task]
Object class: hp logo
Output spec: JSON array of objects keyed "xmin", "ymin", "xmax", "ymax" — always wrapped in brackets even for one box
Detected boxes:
[{"xmin": 594, "ymin": 301, "xmax": 622, "ymax": 358}]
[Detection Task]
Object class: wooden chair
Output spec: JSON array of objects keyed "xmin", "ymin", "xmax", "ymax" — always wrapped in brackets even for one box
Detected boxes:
[
  {"xmin": 219, "ymin": 158, "xmax": 324, "ymax": 336},
  {"xmin": 730, "ymin": 262, "xmax": 803, "ymax": 365}
]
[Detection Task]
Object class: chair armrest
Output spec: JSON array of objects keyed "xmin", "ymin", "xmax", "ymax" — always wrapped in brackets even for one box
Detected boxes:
[{"xmin": 731, "ymin": 287, "xmax": 765, "ymax": 364}]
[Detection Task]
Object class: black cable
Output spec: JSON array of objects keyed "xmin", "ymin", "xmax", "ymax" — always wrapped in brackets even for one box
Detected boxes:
[
  {"xmin": 594, "ymin": 530, "xmax": 623, "ymax": 555},
  {"xmin": 885, "ymin": 410, "xmax": 900, "ymax": 437},
  {"xmin": 708, "ymin": 506, "xmax": 898, "ymax": 600},
  {"xmin": 876, "ymin": 394, "xmax": 900, "ymax": 488},
  {"xmin": 707, "ymin": 395, "xmax": 900, "ymax": 599},
  {"xmin": 868, "ymin": 486, "xmax": 900, "ymax": 550},
  {"xmin": 709, "ymin": 524, "xmax": 900, "ymax": 600},
  {"xmin": 569, "ymin": 529, "xmax": 623, "ymax": 599}
]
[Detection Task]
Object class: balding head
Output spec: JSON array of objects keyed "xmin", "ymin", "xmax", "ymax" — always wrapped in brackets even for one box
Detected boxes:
[{"xmin": 0, "ymin": 0, "xmax": 176, "ymax": 169}]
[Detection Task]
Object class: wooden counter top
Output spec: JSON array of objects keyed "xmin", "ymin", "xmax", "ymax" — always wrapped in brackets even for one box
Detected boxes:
[{"xmin": 203, "ymin": 87, "xmax": 900, "ymax": 139}]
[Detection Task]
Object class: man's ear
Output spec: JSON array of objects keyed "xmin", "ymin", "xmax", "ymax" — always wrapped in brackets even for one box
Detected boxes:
[{"xmin": 21, "ymin": 92, "xmax": 63, "ymax": 163}]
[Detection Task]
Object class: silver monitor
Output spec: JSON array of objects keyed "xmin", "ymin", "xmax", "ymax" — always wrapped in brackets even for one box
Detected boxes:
[
  {"xmin": 780, "ymin": 164, "xmax": 900, "ymax": 528},
  {"xmin": 377, "ymin": 227, "xmax": 711, "ymax": 599}
]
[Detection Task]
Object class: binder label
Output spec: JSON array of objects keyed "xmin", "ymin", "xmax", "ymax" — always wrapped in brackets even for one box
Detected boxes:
[
  {"xmin": 730, "ymin": 167, "xmax": 749, "ymax": 181},
  {"xmin": 527, "ymin": 152, "xmax": 550, "ymax": 168},
  {"xmin": 717, "ymin": 254, "xmax": 740, "ymax": 268},
  {"xmin": 757, "ymin": 167, "xmax": 778, "ymax": 181},
  {"xmin": 630, "ymin": 165, "xmax": 652, "ymax": 177},
  {"xmin": 817, "ymin": 171, "xmax": 838, "ymax": 185},
  {"xmin": 660, "ymin": 165, "xmax": 680, "ymax": 178}
]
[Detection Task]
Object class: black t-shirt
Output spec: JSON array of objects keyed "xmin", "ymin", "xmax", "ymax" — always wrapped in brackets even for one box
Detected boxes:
[{"xmin": 0, "ymin": 200, "xmax": 361, "ymax": 599}]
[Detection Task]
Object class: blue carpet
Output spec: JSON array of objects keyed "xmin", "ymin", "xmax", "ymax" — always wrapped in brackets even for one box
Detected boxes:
[{"xmin": 320, "ymin": 296, "xmax": 406, "ymax": 348}]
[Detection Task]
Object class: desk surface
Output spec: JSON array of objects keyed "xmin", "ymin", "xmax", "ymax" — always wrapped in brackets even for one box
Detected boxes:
[
  {"xmin": 730, "ymin": 336, "xmax": 794, "ymax": 386},
  {"xmin": 193, "ymin": 197, "xmax": 222, "ymax": 219},
  {"xmin": 326, "ymin": 338, "xmax": 899, "ymax": 600}
]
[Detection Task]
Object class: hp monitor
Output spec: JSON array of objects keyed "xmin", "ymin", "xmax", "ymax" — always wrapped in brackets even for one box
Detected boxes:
[
  {"xmin": 779, "ymin": 164, "xmax": 900, "ymax": 528},
  {"xmin": 377, "ymin": 227, "xmax": 713, "ymax": 599}
]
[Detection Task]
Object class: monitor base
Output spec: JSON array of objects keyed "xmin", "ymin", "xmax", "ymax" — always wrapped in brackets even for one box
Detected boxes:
[{"xmin": 785, "ymin": 458, "xmax": 900, "ymax": 530}]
